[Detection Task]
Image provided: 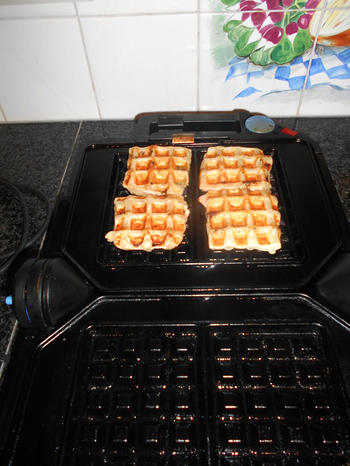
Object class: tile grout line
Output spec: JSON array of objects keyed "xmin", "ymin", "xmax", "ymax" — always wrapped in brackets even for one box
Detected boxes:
[
  {"xmin": 79, "ymin": 10, "xmax": 199, "ymax": 17},
  {"xmin": 73, "ymin": 2, "xmax": 102, "ymax": 120},
  {"xmin": 197, "ymin": 0, "xmax": 201, "ymax": 111},
  {"xmin": 201, "ymin": 6, "xmax": 350, "ymax": 11},
  {"xmin": 1, "ymin": 5, "xmax": 350, "ymax": 21},
  {"xmin": 296, "ymin": 5, "xmax": 326, "ymax": 117},
  {"xmin": 0, "ymin": 103, "xmax": 7, "ymax": 123},
  {"xmin": 0, "ymin": 11, "xmax": 198, "ymax": 21},
  {"xmin": 0, "ymin": 7, "xmax": 349, "ymax": 21}
]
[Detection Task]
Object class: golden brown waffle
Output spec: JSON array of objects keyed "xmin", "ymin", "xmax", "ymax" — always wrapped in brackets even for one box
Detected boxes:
[
  {"xmin": 201, "ymin": 181, "xmax": 272, "ymax": 197},
  {"xmin": 199, "ymin": 146, "xmax": 272, "ymax": 192},
  {"xmin": 123, "ymin": 145, "xmax": 192, "ymax": 196},
  {"xmin": 199, "ymin": 191, "xmax": 281, "ymax": 253},
  {"xmin": 105, "ymin": 195, "xmax": 189, "ymax": 252}
]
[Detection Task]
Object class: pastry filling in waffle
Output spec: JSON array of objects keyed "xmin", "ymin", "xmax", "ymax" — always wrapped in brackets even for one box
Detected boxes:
[
  {"xmin": 199, "ymin": 146, "xmax": 281, "ymax": 254},
  {"xmin": 199, "ymin": 146, "xmax": 272, "ymax": 192},
  {"xmin": 105, "ymin": 195, "xmax": 189, "ymax": 252},
  {"xmin": 123, "ymin": 145, "xmax": 192, "ymax": 196}
]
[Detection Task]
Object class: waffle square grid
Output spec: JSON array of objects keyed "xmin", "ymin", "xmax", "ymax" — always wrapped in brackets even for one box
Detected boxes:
[
  {"xmin": 199, "ymin": 191, "xmax": 281, "ymax": 253},
  {"xmin": 100, "ymin": 146, "xmax": 301, "ymax": 266},
  {"xmin": 199, "ymin": 146, "xmax": 272, "ymax": 193},
  {"xmin": 123, "ymin": 145, "xmax": 192, "ymax": 197},
  {"xmin": 61, "ymin": 324, "xmax": 350, "ymax": 465},
  {"xmin": 105, "ymin": 195, "xmax": 190, "ymax": 252}
]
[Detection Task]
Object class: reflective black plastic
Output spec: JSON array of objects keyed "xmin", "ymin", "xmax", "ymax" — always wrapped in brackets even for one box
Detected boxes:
[
  {"xmin": 1, "ymin": 295, "xmax": 350, "ymax": 465},
  {"xmin": 12, "ymin": 258, "xmax": 93, "ymax": 328},
  {"xmin": 62, "ymin": 139, "xmax": 342, "ymax": 291},
  {"xmin": 2, "ymin": 112, "xmax": 350, "ymax": 465}
]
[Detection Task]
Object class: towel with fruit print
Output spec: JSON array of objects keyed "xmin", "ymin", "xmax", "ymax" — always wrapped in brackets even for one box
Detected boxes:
[
  {"xmin": 222, "ymin": 0, "xmax": 318, "ymax": 65},
  {"xmin": 221, "ymin": 0, "xmax": 350, "ymax": 96},
  {"xmin": 227, "ymin": 46, "xmax": 350, "ymax": 98}
]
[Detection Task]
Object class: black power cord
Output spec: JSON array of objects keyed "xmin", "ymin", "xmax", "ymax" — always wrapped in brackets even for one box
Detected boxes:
[{"xmin": 0, "ymin": 179, "xmax": 52, "ymax": 275}]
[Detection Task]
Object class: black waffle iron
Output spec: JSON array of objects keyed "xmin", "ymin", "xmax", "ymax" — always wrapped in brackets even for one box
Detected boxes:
[{"xmin": 1, "ymin": 112, "xmax": 350, "ymax": 465}]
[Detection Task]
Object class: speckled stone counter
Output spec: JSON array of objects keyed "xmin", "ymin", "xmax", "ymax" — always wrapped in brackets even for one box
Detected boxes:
[
  {"xmin": 296, "ymin": 118, "xmax": 350, "ymax": 219},
  {"xmin": 0, "ymin": 117, "xmax": 349, "ymax": 382}
]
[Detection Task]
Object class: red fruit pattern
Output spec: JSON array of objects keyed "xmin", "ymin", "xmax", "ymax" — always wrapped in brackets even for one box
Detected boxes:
[{"xmin": 222, "ymin": 0, "xmax": 320, "ymax": 65}]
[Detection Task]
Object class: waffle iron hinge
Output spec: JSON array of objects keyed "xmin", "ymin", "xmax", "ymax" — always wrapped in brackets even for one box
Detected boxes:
[{"xmin": 10, "ymin": 258, "xmax": 94, "ymax": 330}]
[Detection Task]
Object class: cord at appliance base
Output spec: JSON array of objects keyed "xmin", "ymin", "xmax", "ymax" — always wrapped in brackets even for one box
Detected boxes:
[{"xmin": 0, "ymin": 179, "xmax": 52, "ymax": 275}]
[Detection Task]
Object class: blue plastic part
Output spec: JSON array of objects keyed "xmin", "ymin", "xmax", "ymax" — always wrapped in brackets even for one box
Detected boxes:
[
  {"xmin": 25, "ymin": 303, "xmax": 31, "ymax": 322},
  {"xmin": 245, "ymin": 115, "xmax": 275, "ymax": 134},
  {"xmin": 5, "ymin": 296, "xmax": 13, "ymax": 306}
]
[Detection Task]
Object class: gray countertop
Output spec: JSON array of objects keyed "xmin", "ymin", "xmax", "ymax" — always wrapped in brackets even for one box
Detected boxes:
[{"xmin": 0, "ymin": 117, "xmax": 349, "ymax": 381}]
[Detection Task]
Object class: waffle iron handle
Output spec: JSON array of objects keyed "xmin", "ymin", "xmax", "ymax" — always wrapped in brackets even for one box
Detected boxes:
[{"xmin": 134, "ymin": 111, "xmax": 251, "ymax": 143}]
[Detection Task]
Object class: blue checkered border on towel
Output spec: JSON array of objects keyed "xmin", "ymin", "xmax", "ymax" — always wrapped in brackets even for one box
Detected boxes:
[{"xmin": 226, "ymin": 46, "xmax": 350, "ymax": 99}]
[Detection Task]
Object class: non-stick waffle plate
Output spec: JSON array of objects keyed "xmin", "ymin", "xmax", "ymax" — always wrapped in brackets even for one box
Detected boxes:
[
  {"xmin": 63, "ymin": 324, "xmax": 350, "ymax": 465},
  {"xmin": 61, "ymin": 138, "xmax": 342, "ymax": 291},
  {"xmin": 1, "ymin": 295, "xmax": 350, "ymax": 465},
  {"xmin": 99, "ymin": 146, "xmax": 295, "ymax": 266}
]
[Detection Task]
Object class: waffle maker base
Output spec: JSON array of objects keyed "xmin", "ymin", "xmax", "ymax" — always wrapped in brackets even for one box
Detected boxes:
[{"xmin": 1, "ymin": 113, "xmax": 350, "ymax": 465}]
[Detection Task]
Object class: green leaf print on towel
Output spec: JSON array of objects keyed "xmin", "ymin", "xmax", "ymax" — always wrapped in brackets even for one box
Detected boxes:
[{"xmin": 222, "ymin": 0, "xmax": 316, "ymax": 65}]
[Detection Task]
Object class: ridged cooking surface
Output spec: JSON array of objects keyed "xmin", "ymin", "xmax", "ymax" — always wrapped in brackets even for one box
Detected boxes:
[
  {"xmin": 61, "ymin": 324, "xmax": 350, "ymax": 465},
  {"xmin": 100, "ymin": 147, "xmax": 299, "ymax": 266}
]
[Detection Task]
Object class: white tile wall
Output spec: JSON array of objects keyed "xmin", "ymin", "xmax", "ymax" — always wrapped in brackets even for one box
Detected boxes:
[
  {"xmin": 0, "ymin": 1, "xmax": 349, "ymax": 121},
  {"xmin": 0, "ymin": 18, "xmax": 98, "ymax": 121},
  {"xmin": 199, "ymin": 13, "xmax": 244, "ymax": 111},
  {"xmin": 81, "ymin": 14, "xmax": 198, "ymax": 119},
  {"xmin": 199, "ymin": 13, "xmax": 302, "ymax": 116},
  {"xmin": 300, "ymin": 87, "xmax": 350, "ymax": 116},
  {"xmin": 200, "ymin": 0, "xmax": 239, "ymax": 12},
  {"xmin": 200, "ymin": 0, "xmax": 326, "ymax": 12},
  {"xmin": 0, "ymin": 2, "xmax": 74, "ymax": 18},
  {"xmin": 76, "ymin": 0, "xmax": 197, "ymax": 16},
  {"xmin": 299, "ymin": 8, "xmax": 350, "ymax": 118}
]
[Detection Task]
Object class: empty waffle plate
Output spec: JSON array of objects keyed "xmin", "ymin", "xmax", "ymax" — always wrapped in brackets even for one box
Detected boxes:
[
  {"xmin": 2, "ymin": 295, "xmax": 350, "ymax": 465},
  {"xmin": 63, "ymin": 324, "xmax": 350, "ymax": 465}
]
